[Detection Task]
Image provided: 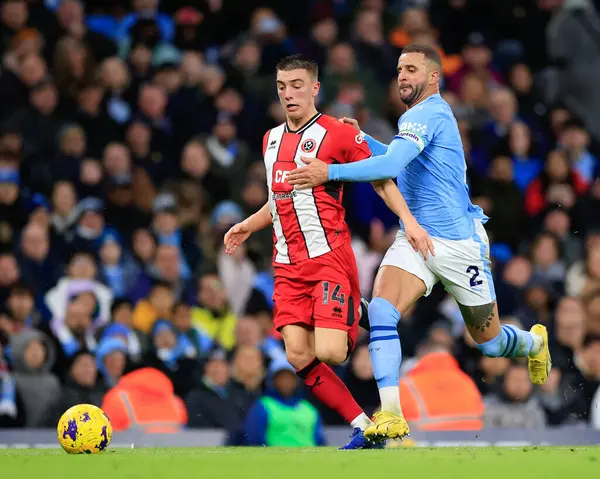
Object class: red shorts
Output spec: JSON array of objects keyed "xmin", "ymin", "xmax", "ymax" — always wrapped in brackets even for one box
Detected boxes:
[{"xmin": 273, "ymin": 242, "xmax": 360, "ymax": 350}]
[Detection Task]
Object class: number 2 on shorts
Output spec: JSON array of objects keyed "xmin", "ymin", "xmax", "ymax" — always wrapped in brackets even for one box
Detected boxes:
[
  {"xmin": 466, "ymin": 265, "xmax": 483, "ymax": 287},
  {"xmin": 321, "ymin": 281, "xmax": 346, "ymax": 306}
]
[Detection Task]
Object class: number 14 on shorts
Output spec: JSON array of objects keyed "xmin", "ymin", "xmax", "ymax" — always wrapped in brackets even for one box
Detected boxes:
[{"xmin": 321, "ymin": 281, "xmax": 346, "ymax": 306}]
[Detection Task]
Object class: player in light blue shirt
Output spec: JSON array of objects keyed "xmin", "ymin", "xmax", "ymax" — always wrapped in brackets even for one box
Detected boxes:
[{"xmin": 288, "ymin": 44, "xmax": 551, "ymax": 441}]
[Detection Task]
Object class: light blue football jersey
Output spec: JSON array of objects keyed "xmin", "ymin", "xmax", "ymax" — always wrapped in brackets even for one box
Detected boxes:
[{"xmin": 395, "ymin": 93, "xmax": 486, "ymax": 240}]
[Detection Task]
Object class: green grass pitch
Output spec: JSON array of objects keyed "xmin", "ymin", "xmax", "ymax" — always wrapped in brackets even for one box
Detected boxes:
[{"xmin": 2, "ymin": 447, "xmax": 599, "ymax": 479}]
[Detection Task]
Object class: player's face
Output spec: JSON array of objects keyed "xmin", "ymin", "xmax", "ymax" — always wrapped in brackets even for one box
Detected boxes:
[
  {"xmin": 276, "ymin": 68, "xmax": 319, "ymax": 121},
  {"xmin": 396, "ymin": 52, "xmax": 436, "ymax": 106}
]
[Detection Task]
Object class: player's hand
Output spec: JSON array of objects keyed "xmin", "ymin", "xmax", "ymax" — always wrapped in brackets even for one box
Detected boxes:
[
  {"xmin": 224, "ymin": 221, "xmax": 251, "ymax": 255},
  {"xmin": 404, "ymin": 218, "xmax": 435, "ymax": 260},
  {"xmin": 287, "ymin": 157, "xmax": 329, "ymax": 190},
  {"xmin": 338, "ymin": 117, "xmax": 360, "ymax": 132}
]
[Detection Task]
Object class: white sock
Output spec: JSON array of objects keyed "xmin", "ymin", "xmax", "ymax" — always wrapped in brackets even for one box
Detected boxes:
[
  {"xmin": 529, "ymin": 333, "xmax": 544, "ymax": 356},
  {"xmin": 350, "ymin": 413, "xmax": 372, "ymax": 430},
  {"xmin": 380, "ymin": 386, "xmax": 403, "ymax": 415}
]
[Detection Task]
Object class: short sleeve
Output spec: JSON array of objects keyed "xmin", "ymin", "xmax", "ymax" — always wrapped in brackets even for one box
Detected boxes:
[
  {"xmin": 344, "ymin": 129, "xmax": 372, "ymax": 163},
  {"xmin": 396, "ymin": 109, "xmax": 444, "ymax": 153}
]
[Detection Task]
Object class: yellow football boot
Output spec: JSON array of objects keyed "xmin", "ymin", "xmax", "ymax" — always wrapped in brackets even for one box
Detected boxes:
[
  {"xmin": 528, "ymin": 324, "xmax": 552, "ymax": 385},
  {"xmin": 364, "ymin": 411, "xmax": 410, "ymax": 440}
]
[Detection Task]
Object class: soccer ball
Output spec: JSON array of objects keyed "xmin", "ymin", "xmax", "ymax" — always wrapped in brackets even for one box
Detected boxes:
[{"xmin": 57, "ymin": 404, "xmax": 112, "ymax": 454}]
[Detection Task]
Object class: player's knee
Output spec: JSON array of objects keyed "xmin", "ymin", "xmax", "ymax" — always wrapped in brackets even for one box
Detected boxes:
[
  {"xmin": 315, "ymin": 343, "xmax": 348, "ymax": 366},
  {"xmin": 285, "ymin": 347, "xmax": 313, "ymax": 371},
  {"xmin": 368, "ymin": 297, "xmax": 400, "ymax": 327}
]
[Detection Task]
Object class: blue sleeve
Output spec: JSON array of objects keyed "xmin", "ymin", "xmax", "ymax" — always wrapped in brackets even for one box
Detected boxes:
[
  {"xmin": 243, "ymin": 401, "xmax": 268, "ymax": 446},
  {"xmin": 328, "ymin": 136, "xmax": 420, "ymax": 182},
  {"xmin": 364, "ymin": 134, "xmax": 389, "ymax": 156},
  {"xmin": 329, "ymin": 111, "xmax": 443, "ymax": 182},
  {"xmin": 314, "ymin": 415, "xmax": 327, "ymax": 446}
]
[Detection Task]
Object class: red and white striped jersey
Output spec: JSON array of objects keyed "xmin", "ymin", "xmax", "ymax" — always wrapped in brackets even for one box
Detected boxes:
[{"xmin": 263, "ymin": 113, "xmax": 371, "ymax": 264}]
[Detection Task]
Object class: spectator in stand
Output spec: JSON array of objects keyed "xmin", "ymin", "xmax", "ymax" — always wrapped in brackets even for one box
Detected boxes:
[
  {"xmin": 0, "ymin": 331, "xmax": 25, "ymax": 427},
  {"xmin": 98, "ymin": 232, "xmax": 140, "ymax": 299},
  {"xmin": 478, "ymin": 355, "xmax": 511, "ymax": 396},
  {"xmin": 478, "ymin": 155, "xmax": 524, "ymax": 251},
  {"xmin": 47, "ymin": 350, "xmax": 105, "ymax": 425},
  {"xmin": 295, "ymin": 17, "xmax": 338, "ymax": 72},
  {"xmin": 515, "ymin": 276, "xmax": 555, "ymax": 330},
  {"xmin": 44, "ymin": 251, "xmax": 113, "ymax": 327},
  {"xmin": 505, "ymin": 121, "xmax": 544, "ymax": 192},
  {"xmin": 0, "ymin": 165, "xmax": 29, "ymax": 253},
  {"xmin": 132, "ymin": 281, "xmax": 174, "ymax": 334},
  {"xmin": 559, "ymin": 119, "xmax": 598, "ymax": 185},
  {"xmin": 566, "ymin": 240, "xmax": 600, "ymax": 297},
  {"xmin": 543, "ymin": 207, "xmax": 584, "ymax": 268},
  {"xmin": 6, "ymin": 283, "xmax": 39, "ymax": 333},
  {"xmin": 49, "ymin": 180, "xmax": 78, "ymax": 241},
  {"xmin": 321, "ymin": 42, "xmax": 383, "ymax": 112},
  {"xmin": 447, "ymin": 32, "xmax": 504, "ymax": 94},
  {"xmin": 143, "ymin": 318, "xmax": 200, "ymax": 398},
  {"xmin": 171, "ymin": 302, "xmax": 212, "ymax": 359},
  {"xmin": 351, "ymin": 9, "xmax": 397, "ymax": 84},
  {"xmin": 53, "ymin": 36, "xmax": 96, "ymax": 111},
  {"xmin": 243, "ymin": 358, "xmax": 326, "ymax": 447},
  {"xmin": 10, "ymin": 329, "xmax": 60, "ymax": 426},
  {"xmin": 185, "ymin": 347, "xmax": 249, "ymax": 431},
  {"xmin": 95, "ymin": 336, "xmax": 128, "ymax": 389},
  {"xmin": 551, "ymin": 297, "xmax": 587, "ymax": 373},
  {"xmin": 544, "ymin": 335, "xmax": 600, "ymax": 425},
  {"xmin": 530, "ymin": 232, "xmax": 567, "ymax": 290},
  {"xmin": 230, "ymin": 345, "xmax": 265, "ymax": 399},
  {"xmin": 584, "ymin": 290, "xmax": 600, "ymax": 336},
  {"xmin": 388, "ymin": 6, "xmax": 431, "ymax": 50},
  {"xmin": 15, "ymin": 222, "xmax": 62, "ymax": 295},
  {"xmin": 484, "ymin": 364, "xmax": 546, "ymax": 429},
  {"xmin": 525, "ymin": 149, "xmax": 588, "ymax": 218},
  {"xmin": 508, "ymin": 63, "xmax": 548, "ymax": 129},
  {"xmin": 191, "ymin": 269, "xmax": 238, "ymax": 351},
  {"xmin": 0, "ymin": 253, "xmax": 20, "ymax": 303},
  {"xmin": 128, "ymin": 243, "xmax": 193, "ymax": 304}
]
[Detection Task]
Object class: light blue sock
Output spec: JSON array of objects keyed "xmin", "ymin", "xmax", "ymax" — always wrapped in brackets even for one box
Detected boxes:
[
  {"xmin": 476, "ymin": 324, "xmax": 535, "ymax": 358},
  {"xmin": 368, "ymin": 298, "xmax": 401, "ymax": 388}
]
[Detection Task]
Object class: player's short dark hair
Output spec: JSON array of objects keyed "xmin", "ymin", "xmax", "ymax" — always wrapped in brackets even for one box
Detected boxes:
[
  {"xmin": 276, "ymin": 54, "xmax": 318, "ymax": 80},
  {"xmin": 402, "ymin": 44, "xmax": 442, "ymax": 71}
]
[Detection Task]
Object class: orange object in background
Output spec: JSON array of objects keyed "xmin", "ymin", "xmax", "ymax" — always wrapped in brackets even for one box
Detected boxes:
[
  {"xmin": 102, "ymin": 368, "xmax": 187, "ymax": 433},
  {"xmin": 400, "ymin": 352, "xmax": 484, "ymax": 431}
]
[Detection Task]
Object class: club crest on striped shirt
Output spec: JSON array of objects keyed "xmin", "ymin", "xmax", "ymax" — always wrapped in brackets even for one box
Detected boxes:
[{"xmin": 301, "ymin": 139, "xmax": 316, "ymax": 153}]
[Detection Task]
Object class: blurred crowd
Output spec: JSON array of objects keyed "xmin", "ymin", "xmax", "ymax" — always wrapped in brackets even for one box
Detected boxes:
[{"xmin": 1, "ymin": 0, "xmax": 600, "ymax": 441}]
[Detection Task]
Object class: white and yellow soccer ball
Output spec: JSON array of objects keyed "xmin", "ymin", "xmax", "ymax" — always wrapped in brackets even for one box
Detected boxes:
[{"xmin": 57, "ymin": 404, "xmax": 113, "ymax": 454}]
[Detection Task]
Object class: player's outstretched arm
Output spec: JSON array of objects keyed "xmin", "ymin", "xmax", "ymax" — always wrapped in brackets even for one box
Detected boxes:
[
  {"xmin": 372, "ymin": 180, "xmax": 435, "ymax": 260},
  {"xmin": 288, "ymin": 137, "xmax": 420, "ymax": 189},
  {"xmin": 224, "ymin": 202, "xmax": 271, "ymax": 255},
  {"xmin": 328, "ymin": 136, "xmax": 421, "ymax": 183}
]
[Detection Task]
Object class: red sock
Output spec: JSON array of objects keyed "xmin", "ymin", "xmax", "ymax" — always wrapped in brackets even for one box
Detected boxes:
[{"xmin": 296, "ymin": 358, "xmax": 363, "ymax": 425}]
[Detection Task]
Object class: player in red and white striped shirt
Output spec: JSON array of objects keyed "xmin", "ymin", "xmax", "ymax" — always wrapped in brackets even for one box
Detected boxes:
[{"xmin": 224, "ymin": 55, "xmax": 411, "ymax": 448}]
